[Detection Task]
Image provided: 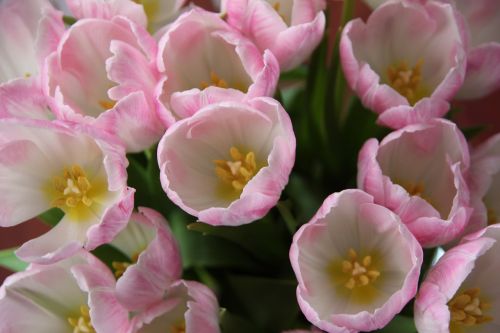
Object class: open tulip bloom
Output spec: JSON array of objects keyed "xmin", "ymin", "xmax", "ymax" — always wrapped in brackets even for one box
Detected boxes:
[
  {"xmin": 358, "ymin": 118, "xmax": 472, "ymax": 247},
  {"xmin": 0, "ymin": 118, "xmax": 134, "ymax": 264},
  {"xmin": 341, "ymin": 0, "xmax": 467, "ymax": 128},
  {"xmin": 157, "ymin": 97, "xmax": 295, "ymax": 226},
  {"xmin": 415, "ymin": 225, "xmax": 500, "ymax": 333},
  {"xmin": 290, "ymin": 189, "xmax": 422, "ymax": 332}
]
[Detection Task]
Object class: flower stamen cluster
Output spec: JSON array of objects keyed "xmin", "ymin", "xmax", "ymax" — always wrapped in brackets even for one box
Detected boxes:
[
  {"xmin": 386, "ymin": 59, "xmax": 427, "ymax": 106},
  {"xmin": 200, "ymin": 71, "xmax": 229, "ymax": 90},
  {"xmin": 214, "ymin": 147, "xmax": 261, "ymax": 192},
  {"xmin": 112, "ymin": 252, "xmax": 140, "ymax": 278},
  {"xmin": 341, "ymin": 248, "xmax": 380, "ymax": 289},
  {"xmin": 448, "ymin": 288, "xmax": 492, "ymax": 327},
  {"xmin": 68, "ymin": 305, "xmax": 96, "ymax": 333},
  {"xmin": 52, "ymin": 165, "xmax": 93, "ymax": 209}
]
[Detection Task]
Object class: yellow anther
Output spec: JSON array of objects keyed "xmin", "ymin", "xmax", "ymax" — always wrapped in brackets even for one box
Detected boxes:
[
  {"xmin": 448, "ymin": 288, "xmax": 493, "ymax": 328},
  {"xmin": 98, "ymin": 99, "xmax": 116, "ymax": 110},
  {"xmin": 341, "ymin": 249, "xmax": 380, "ymax": 290},
  {"xmin": 200, "ymin": 71, "xmax": 229, "ymax": 89},
  {"xmin": 386, "ymin": 59, "xmax": 427, "ymax": 105},
  {"xmin": 112, "ymin": 253, "xmax": 140, "ymax": 278},
  {"xmin": 214, "ymin": 147, "xmax": 264, "ymax": 193},
  {"xmin": 68, "ymin": 305, "xmax": 95, "ymax": 333},
  {"xmin": 52, "ymin": 165, "xmax": 93, "ymax": 210},
  {"xmin": 273, "ymin": 2, "xmax": 281, "ymax": 11},
  {"xmin": 170, "ymin": 322, "xmax": 186, "ymax": 333}
]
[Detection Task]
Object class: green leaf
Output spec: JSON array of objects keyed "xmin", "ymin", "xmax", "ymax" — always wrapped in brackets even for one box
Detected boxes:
[
  {"xmin": 169, "ymin": 212, "xmax": 261, "ymax": 271},
  {"xmin": 0, "ymin": 248, "xmax": 28, "ymax": 272},
  {"xmin": 220, "ymin": 309, "xmax": 261, "ymax": 333},
  {"xmin": 375, "ymin": 315, "xmax": 417, "ymax": 333},
  {"xmin": 187, "ymin": 216, "xmax": 289, "ymax": 266},
  {"xmin": 225, "ymin": 274, "xmax": 299, "ymax": 333},
  {"xmin": 38, "ymin": 207, "xmax": 64, "ymax": 227}
]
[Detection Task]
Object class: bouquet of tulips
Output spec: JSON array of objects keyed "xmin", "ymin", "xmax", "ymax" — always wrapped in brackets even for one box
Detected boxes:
[{"xmin": 0, "ymin": 0, "xmax": 499, "ymax": 332}]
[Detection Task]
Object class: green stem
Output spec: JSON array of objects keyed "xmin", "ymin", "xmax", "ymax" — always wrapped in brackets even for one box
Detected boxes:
[{"xmin": 276, "ymin": 201, "xmax": 298, "ymax": 234}]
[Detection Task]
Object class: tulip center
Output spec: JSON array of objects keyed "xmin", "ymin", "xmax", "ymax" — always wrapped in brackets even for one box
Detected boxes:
[
  {"xmin": 394, "ymin": 179, "xmax": 436, "ymax": 207},
  {"xmin": 170, "ymin": 322, "xmax": 186, "ymax": 333},
  {"xmin": 386, "ymin": 59, "xmax": 428, "ymax": 105},
  {"xmin": 448, "ymin": 288, "xmax": 492, "ymax": 329},
  {"xmin": 201, "ymin": 71, "xmax": 229, "ymax": 90},
  {"xmin": 98, "ymin": 99, "xmax": 116, "ymax": 110},
  {"xmin": 341, "ymin": 248, "xmax": 380, "ymax": 289},
  {"xmin": 214, "ymin": 147, "xmax": 262, "ymax": 193},
  {"xmin": 48, "ymin": 165, "xmax": 107, "ymax": 221},
  {"xmin": 112, "ymin": 252, "xmax": 140, "ymax": 278},
  {"xmin": 68, "ymin": 305, "xmax": 95, "ymax": 333}
]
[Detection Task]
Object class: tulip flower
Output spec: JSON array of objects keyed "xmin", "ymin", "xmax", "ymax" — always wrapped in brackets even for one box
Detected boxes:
[
  {"xmin": 0, "ymin": 118, "xmax": 134, "ymax": 264},
  {"xmin": 224, "ymin": 0, "xmax": 326, "ymax": 71},
  {"xmin": 156, "ymin": 7, "xmax": 279, "ymax": 124},
  {"xmin": 46, "ymin": 15, "xmax": 165, "ymax": 152},
  {"xmin": 357, "ymin": 119, "xmax": 472, "ymax": 247},
  {"xmin": 340, "ymin": 0, "xmax": 467, "ymax": 128},
  {"xmin": 157, "ymin": 97, "xmax": 295, "ymax": 226},
  {"xmin": 111, "ymin": 207, "xmax": 182, "ymax": 311},
  {"xmin": 454, "ymin": 0, "xmax": 500, "ymax": 99},
  {"xmin": 415, "ymin": 225, "xmax": 500, "ymax": 332},
  {"xmin": 290, "ymin": 189, "xmax": 422, "ymax": 332}
]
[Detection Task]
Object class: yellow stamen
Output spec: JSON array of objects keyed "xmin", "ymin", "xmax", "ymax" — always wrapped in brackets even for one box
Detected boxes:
[
  {"xmin": 170, "ymin": 322, "xmax": 186, "ymax": 333},
  {"xmin": 386, "ymin": 59, "xmax": 427, "ymax": 105},
  {"xmin": 98, "ymin": 100, "xmax": 116, "ymax": 110},
  {"xmin": 200, "ymin": 71, "xmax": 229, "ymax": 90},
  {"xmin": 112, "ymin": 253, "xmax": 140, "ymax": 278},
  {"xmin": 448, "ymin": 288, "xmax": 493, "ymax": 328},
  {"xmin": 52, "ymin": 165, "xmax": 93, "ymax": 210},
  {"xmin": 68, "ymin": 305, "xmax": 96, "ymax": 333},
  {"xmin": 24, "ymin": 72, "xmax": 31, "ymax": 78},
  {"xmin": 341, "ymin": 248, "xmax": 380, "ymax": 289},
  {"xmin": 214, "ymin": 147, "xmax": 262, "ymax": 193}
]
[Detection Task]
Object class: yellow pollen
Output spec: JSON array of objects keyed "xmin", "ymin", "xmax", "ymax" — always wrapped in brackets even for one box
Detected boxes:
[
  {"xmin": 487, "ymin": 207, "xmax": 497, "ymax": 226},
  {"xmin": 68, "ymin": 305, "xmax": 96, "ymax": 333},
  {"xmin": 214, "ymin": 147, "xmax": 261, "ymax": 193},
  {"xmin": 112, "ymin": 253, "xmax": 140, "ymax": 278},
  {"xmin": 273, "ymin": 2, "xmax": 281, "ymax": 11},
  {"xmin": 170, "ymin": 322, "xmax": 186, "ymax": 333},
  {"xmin": 386, "ymin": 59, "xmax": 427, "ymax": 105},
  {"xmin": 98, "ymin": 99, "xmax": 116, "ymax": 110},
  {"xmin": 24, "ymin": 72, "xmax": 31, "ymax": 78},
  {"xmin": 342, "ymin": 248, "xmax": 380, "ymax": 290},
  {"xmin": 200, "ymin": 71, "xmax": 229, "ymax": 90},
  {"xmin": 448, "ymin": 288, "xmax": 492, "ymax": 328},
  {"xmin": 52, "ymin": 165, "xmax": 93, "ymax": 210}
]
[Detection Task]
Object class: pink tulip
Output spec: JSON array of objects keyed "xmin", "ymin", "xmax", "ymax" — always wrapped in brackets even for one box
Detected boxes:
[
  {"xmin": 156, "ymin": 7, "xmax": 279, "ymax": 125},
  {"xmin": 340, "ymin": 0, "xmax": 467, "ymax": 128},
  {"xmin": 0, "ymin": 0, "xmax": 64, "ymax": 87},
  {"xmin": 157, "ymin": 97, "xmax": 295, "ymax": 226},
  {"xmin": 224, "ymin": 0, "xmax": 326, "ymax": 71},
  {"xmin": 112, "ymin": 207, "xmax": 183, "ymax": 311},
  {"xmin": 357, "ymin": 119, "xmax": 472, "ymax": 247},
  {"xmin": 66, "ymin": 0, "xmax": 148, "ymax": 27},
  {"xmin": 415, "ymin": 224, "xmax": 500, "ymax": 332},
  {"xmin": 46, "ymin": 15, "xmax": 165, "ymax": 152},
  {"xmin": 0, "ymin": 250, "xmax": 131, "ymax": 333},
  {"xmin": 290, "ymin": 189, "xmax": 422, "ymax": 333},
  {"xmin": 0, "ymin": 118, "xmax": 134, "ymax": 264},
  {"xmin": 454, "ymin": 0, "xmax": 500, "ymax": 99}
]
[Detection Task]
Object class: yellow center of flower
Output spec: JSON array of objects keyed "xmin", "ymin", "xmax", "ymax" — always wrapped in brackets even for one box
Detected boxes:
[
  {"xmin": 386, "ymin": 59, "xmax": 428, "ymax": 105},
  {"xmin": 68, "ymin": 305, "xmax": 95, "ymax": 333},
  {"xmin": 170, "ymin": 322, "xmax": 186, "ymax": 333},
  {"xmin": 52, "ymin": 165, "xmax": 93, "ymax": 209},
  {"xmin": 214, "ymin": 147, "xmax": 263, "ymax": 194},
  {"xmin": 98, "ymin": 99, "xmax": 116, "ymax": 110},
  {"xmin": 47, "ymin": 165, "xmax": 107, "ymax": 221},
  {"xmin": 112, "ymin": 252, "xmax": 140, "ymax": 278},
  {"xmin": 448, "ymin": 288, "xmax": 492, "ymax": 330},
  {"xmin": 200, "ymin": 71, "xmax": 229, "ymax": 90},
  {"xmin": 341, "ymin": 248, "xmax": 380, "ymax": 290},
  {"xmin": 394, "ymin": 179, "xmax": 435, "ymax": 207}
]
